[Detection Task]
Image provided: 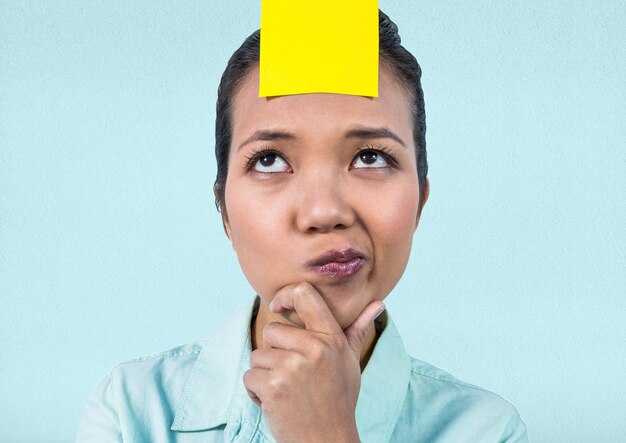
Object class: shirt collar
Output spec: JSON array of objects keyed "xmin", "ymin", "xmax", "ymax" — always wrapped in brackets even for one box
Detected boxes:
[
  {"xmin": 171, "ymin": 295, "xmax": 411, "ymax": 441},
  {"xmin": 356, "ymin": 308, "xmax": 412, "ymax": 442},
  {"xmin": 171, "ymin": 296, "xmax": 258, "ymax": 432}
]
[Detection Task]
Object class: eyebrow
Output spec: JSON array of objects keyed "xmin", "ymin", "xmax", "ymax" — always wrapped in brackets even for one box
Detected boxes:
[
  {"xmin": 237, "ymin": 126, "xmax": 406, "ymax": 152},
  {"xmin": 344, "ymin": 127, "xmax": 406, "ymax": 147},
  {"xmin": 237, "ymin": 130, "xmax": 296, "ymax": 152}
]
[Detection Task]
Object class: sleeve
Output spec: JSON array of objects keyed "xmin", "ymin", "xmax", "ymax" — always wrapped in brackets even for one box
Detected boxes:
[
  {"xmin": 499, "ymin": 412, "xmax": 529, "ymax": 443},
  {"xmin": 75, "ymin": 372, "xmax": 122, "ymax": 443}
]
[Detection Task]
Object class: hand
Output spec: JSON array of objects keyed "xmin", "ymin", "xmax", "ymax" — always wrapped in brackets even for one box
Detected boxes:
[{"xmin": 243, "ymin": 282, "xmax": 385, "ymax": 443}]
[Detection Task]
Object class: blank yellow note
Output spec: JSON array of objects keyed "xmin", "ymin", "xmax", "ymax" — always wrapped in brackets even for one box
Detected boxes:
[{"xmin": 260, "ymin": 0, "xmax": 379, "ymax": 97}]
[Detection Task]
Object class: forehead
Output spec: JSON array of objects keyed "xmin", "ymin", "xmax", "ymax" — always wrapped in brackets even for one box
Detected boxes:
[{"xmin": 230, "ymin": 65, "xmax": 413, "ymax": 147}]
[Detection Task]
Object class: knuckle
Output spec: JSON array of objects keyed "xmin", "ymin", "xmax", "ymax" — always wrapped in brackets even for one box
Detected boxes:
[
  {"xmin": 249, "ymin": 349, "xmax": 261, "ymax": 367},
  {"xmin": 308, "ymin": 339, "xmax": 330, "ymax": 362},
  {"xmin": 282, "ymin": 352, "xmax": 304, "ymax": 372},
  {"xmin": 293, "ymin": 282, "xmax": 313, "ymax": 296},
  {"xmin": 242, "ymin": 369, "xmax": 253, "ymax": 386},
  {"xmin": 266, "ymin": 376, "xmax": 285, "ymax": 401},
  {"xmin": 274, "ymin": 372, "xmax": 288, "ymax": 389},
  {"xmin": 263, "ymin": 322, "xmax": 280, "ymax": 340},
  {"xmin": 291, "ymin": 352, "xmax": 307, "ymax": 371}
]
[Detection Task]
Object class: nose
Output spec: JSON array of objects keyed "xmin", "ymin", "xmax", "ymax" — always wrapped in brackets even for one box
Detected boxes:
[{"xmin": 295, "ymin": 172, "xmax": 355, "ymax": 234}]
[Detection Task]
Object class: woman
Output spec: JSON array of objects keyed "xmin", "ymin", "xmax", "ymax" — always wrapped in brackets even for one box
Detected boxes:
[{"xmin": 77, "ymin": 11, "xmax": 527, "ymax": 442}]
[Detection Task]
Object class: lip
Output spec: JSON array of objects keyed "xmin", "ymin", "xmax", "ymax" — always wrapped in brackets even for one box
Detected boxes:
[{"xmin": 306, "ymin": 248, "xmax": 366, "ymax": 279}]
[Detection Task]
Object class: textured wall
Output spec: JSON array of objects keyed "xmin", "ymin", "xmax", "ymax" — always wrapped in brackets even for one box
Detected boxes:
[{"xmin": 1, "ymin": 1, "xmax": 624, "ymax": 441}]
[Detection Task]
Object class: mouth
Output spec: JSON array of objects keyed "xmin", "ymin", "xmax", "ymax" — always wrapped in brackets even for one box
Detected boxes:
[{"xmin": 306, "ymin": 248, "xmax": 366, "ymax": 279}]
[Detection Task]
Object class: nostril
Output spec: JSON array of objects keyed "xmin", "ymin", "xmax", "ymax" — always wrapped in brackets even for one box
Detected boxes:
[
  {"xmin": 294, "ymin": 177, "xmax": 355, "ymax": 233},
  {"xmin": 297, "ymin": 203, "xmax": 355, "ymax": 234},
  {"xmin": 306, "ymin": 222, "xmax": 349, "ymax": 234}
]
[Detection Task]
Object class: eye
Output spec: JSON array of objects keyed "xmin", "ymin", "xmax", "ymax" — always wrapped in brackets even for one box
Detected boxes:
[
  {"xmin": 351, "ymin": 146, "xmax": 396, "ymax": 169},
  {"xmin": 245, "ymin": 149, "xmax": 291, "ymax": 173}
]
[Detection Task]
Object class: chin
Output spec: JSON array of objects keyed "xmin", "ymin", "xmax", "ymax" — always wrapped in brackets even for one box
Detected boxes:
[
  {"xmin": 284, "ymin": 307, "xmax": 357, "ymax": 331},
  {"xmin": 320, "ymin": 291, "xmax": 370, "ymax": 329}
]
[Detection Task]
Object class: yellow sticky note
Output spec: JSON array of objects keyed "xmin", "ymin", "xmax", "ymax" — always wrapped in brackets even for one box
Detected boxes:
[{"xmin": 260, "ymin": 0, "xmax": 379, "ymax": 97}]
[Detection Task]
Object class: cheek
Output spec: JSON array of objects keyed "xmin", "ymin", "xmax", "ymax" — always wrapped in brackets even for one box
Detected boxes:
[
  {"xmin": 225, "ymin": 180, "xmax": 288, "ymax": 295},
  {"xmin": 388, "ymin": 185, "xmax": 419, "ymax": 247},
  {"xmin": 365, "ymin": 180, "xmax": 420, "ymax": 283}
]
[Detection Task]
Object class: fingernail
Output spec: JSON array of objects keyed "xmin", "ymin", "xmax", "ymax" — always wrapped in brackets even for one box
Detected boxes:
[
  {"xmin": 375, "ymin": 304, "xmax": 386, "ymax": 319},
  {"xmin": 268, "ymin": 299, "xmax": 276, "ymax": 312}
]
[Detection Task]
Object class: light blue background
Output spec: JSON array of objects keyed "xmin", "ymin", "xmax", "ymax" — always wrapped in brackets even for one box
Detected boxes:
[{"xmin": 1, "ymin": 1, "xmax": 624, "ymax": 441}]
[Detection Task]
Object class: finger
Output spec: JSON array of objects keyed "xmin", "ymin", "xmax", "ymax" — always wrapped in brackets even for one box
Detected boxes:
[
  {"xmin": 250, "ymin": 347, "xmax": 294, "ymax": 370},
  {"xmin": 269, "ymin": 282, "xmax": 341, "ymax": 334},
  {"xmin": 248, "ymin": 389, "xmax": 262, "ymax": 407},
  {"xmin": 262, "ymin": 321, "xmax": 312, "ymax": 351},
  {"xmin": 243, "ymin": 367, "xmax": 269, "ymax": 406},
  {"xmin": 343, "ymin": 301, "xmax": 385, "ymax": 358}
]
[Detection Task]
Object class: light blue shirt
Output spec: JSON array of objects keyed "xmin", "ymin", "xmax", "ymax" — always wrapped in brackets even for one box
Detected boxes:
[{"xmin": 77, "ymin": 296, "xmax": 528, "ymax": 442}]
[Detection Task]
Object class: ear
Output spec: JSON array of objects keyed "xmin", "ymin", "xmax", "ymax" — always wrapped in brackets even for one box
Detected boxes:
[
  {"xmin": 215, "ymin": 183, "xmax": 232, "ymax": 241},
  {"xmin": 415, "ymin": 178, "xmax": 430, "ymax": 230},
  {"xmin": 221, "ymin": 206, "xmax": 232, "ymax": 241}
]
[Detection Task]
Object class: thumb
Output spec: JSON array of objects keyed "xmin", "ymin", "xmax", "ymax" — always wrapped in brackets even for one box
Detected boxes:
[{"xmin": 343, "ymin": 301, "xmax": 385, "ymax": 358}]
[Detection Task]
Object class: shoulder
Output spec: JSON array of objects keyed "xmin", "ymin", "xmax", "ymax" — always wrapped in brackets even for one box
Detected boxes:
[
  {"xmin": 110, "ymin": 340, "xmax": 204, "ymax": 378},
  {"xmin": 408, "ymin": 357, "xmax": 506, "ymax": 397},
  {"xmin": 77, "ymin": 340, "xmax": 210, "ymax": 442},
  {"xmin": 397, "ymin": 357, "xmax": 528, "ymax": 442},
  {"xmin": 102, "ymin": 341, "xmax": 209, "ymax": 404},
  {"xmin": 86, "ymin": 299, "xmax": 254, "ymax": 407},
  {"xmin": 77, "ymin": 298, "xmax": 258, "ymax": 441},
  {"xmin": 103, "ymin": 340, "xmax": 207, "ymax": 404}
]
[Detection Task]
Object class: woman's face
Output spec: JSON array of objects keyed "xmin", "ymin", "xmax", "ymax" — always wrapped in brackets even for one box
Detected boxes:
[{"xmin": 222, "ymin": 65, "xmax": 427, "ymax": 329}]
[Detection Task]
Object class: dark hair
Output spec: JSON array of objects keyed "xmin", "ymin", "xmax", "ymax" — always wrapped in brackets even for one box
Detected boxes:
[{"xmin": 214, "ymin": 10, "xmax": 428, "ymax": 214}]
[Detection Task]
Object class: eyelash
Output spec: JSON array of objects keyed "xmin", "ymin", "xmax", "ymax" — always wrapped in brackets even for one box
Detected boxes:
[
  {"xmin": 243, "ymin": 144, "xmax": 398, "ymax": 171},
  {"xmin": 356, "ymin": 144, "xmax": 398, "ymax": 168},
  {"xmin": 243, "ymin": 145, "xmax": 287, "ymax": 171}
]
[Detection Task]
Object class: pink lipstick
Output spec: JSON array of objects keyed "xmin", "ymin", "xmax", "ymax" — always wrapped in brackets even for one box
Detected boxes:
[{"xmin": 306, "ymin": 248, "xmax": 366, "ymax": 279}]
